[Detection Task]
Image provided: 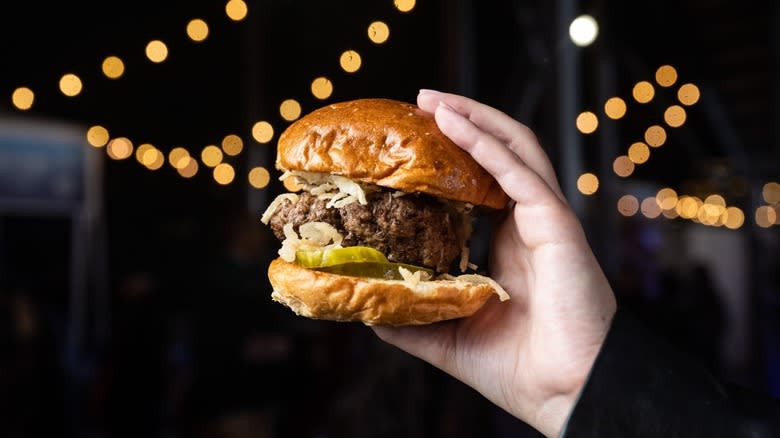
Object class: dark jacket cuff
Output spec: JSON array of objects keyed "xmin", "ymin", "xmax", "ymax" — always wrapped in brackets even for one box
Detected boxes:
[{"xmin": 559, "ymin": 307, "xmax": 780, "ymax": 437}]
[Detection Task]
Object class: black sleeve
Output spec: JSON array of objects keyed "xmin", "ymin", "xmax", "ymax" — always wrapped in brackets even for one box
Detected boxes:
[{"xmin": 559, "ymin": 307, "xmax": 780, "ymax": 437}]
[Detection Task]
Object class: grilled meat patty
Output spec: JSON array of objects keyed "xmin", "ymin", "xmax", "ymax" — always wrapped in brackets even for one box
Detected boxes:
[{"xmin": 268, "ymin": 191, "xmax": 468, "ymax": 273}]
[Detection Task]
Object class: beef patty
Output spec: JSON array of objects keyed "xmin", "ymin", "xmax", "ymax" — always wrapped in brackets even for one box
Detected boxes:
[{"xmin": 268, "ymin": 191, "xmax": 468, "ymax": 273}]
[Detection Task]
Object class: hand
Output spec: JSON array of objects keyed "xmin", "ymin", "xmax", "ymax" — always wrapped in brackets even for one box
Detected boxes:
[{"xmin": 372, "ymin": 89, "xmax": 617, "ymax": 437}]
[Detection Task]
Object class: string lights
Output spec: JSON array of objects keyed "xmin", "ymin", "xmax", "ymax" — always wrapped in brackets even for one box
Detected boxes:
[
  {"xmin": 573, "ymin": 63, "xmax": 777, "ymax": 229},
  {"xmin": 757, "ymin": 182, "xmax": 780, "ymax": 228},
  {"xmin": 6, "ymin": 0, "xmax": 413, "ymax": 192},
  {"xmin": 23, "ymin": 2, "xmax": 773, "ymax": 230}
]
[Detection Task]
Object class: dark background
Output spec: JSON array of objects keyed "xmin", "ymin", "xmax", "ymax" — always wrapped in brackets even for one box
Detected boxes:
[{"xmin": 1, "ymin": 0, "xmax": 779, "ymax": 437}]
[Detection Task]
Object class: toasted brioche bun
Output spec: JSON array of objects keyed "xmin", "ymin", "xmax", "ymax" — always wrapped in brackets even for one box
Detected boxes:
[
  {"xmin": 276, "ymin": 98, "xmax": 509, "ymax": 210},
  {"xmin": 267, "ymin": 258, "xmax": 504, "ymax": 326}
]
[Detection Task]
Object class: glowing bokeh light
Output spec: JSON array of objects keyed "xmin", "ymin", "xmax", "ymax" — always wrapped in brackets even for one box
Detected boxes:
[
  {"xmin": 655, "ymin": 65, "xmax": 678, "ymax": 87},
  {"xmin": 604, "ymin": 97, "xmax": 626, "ymax": 119},
  {"xmin": 641, "ymin": 197, "xmax": 662, "ymax": 218},
  {"xmin": 311, "ymin": 77, "xmax": 333, "ymax": 100},
  {"xmin": 664, "ymin": 105, "xmax": 687, "ymax": 128},
  {"xmin": 226, "ymin": 0, "xmax": 248, "ymax": 21},
  {"xmin": 617, "ymin": 195, "xmax": 639, "ymax": 216},
  {"xmin": 135, "ymin": 143, "xmax": 155, "ymax": 164},
  {"xmin": 177, "ymin": 157, "xmax": 199, "ymax": 178},
  {"xmin": 87, "ymin": 125, "xmax": 110, "ymax": 147},
  {"xmin": 678, "ymin": 83, "xmax": 701, "ymax": 106},
  {"xmin": 613, "ymin": 155, "xmax": 635, "ymax": 177},
  {"xmin": 644, "ymin": 125, "xmax": 667, "ymax": 147},
  {"xmin": 724, "ymin": 206, "xmax": 745, "ymax": 229},
  {"xmin": 252, "ymin": 121, "xmax": 274, "ymax": 144},
  {"xmin": 368, "ymin": 21, "xmax": 390, "ymax": 44},
  {"xmin": 214, "ymin": 163, "xmax": 236, "ymax": 185},
  {"xmin": 394, "ymin": 0, "xmax": 416, "ymax": 12},
  {"xmin": 102, "ymin": 56, "xmax": 125, "ymax": 79},
  {"xmin": 632, "ymin": 81, "xmax": 655, "ymax": 104},
  {"xmin": 11, "ymin": 87, "xmax": 34, "ymax": 110},
  {"xmin": 59, "ymin": 73, "xmax": 83, "ymax": 97},
  {"xmin": 201, "ymin": 145, "xmax": 223, "ymax": 167},
  {"xmin": 656, "ymin": 188, "xmax": 678, "ymax": 210},
  {"xmin": 576, "ymin": 172, "xmax": 599, "ymax": 195},
  {"xmin": 169, "ymin": 147, "xmax": 191, "ymax": 169},
  {"xmin": 340, "ymin": 50, "xmax": 362, "ymax": 73},
  {"xmin": 762, "ymin": 182, "xmax": 780, "ymax": 204},
  {"xmin": 280, "ymin": 99, "xmax": 302, "ymax": 121},
  {"xmin": 143, "ymin": 148, "xmax": 164, "ymax": 170},
  {"xmin": 187, "ymin": 19, "xmax": 209, "ymax": 42},
  {"xmin": 756, "ymin": 205, "xmax": 776, "ymax": 228},
  {"xmin": 576, "ymin": 111, "xmax": 598, "ymax": 134},
  {"xmin": 697, "ymin": 204, "xmax": 718, "ymax": 225},
  {"xmin": 283, "ymin": 175, "xmax": 303, "ymax": 192},
  {"xmin": 107, "ymin": 137, "xmax": 133, "ymax": 160},
  {"xmin": 677, "ymin": 196, "xmax": 702, "ymax": 219},
  {"xmin": 222, "ymin": 134, "xmax": 244, "ymax": 156},
  {"xmin": 704, "ymin": 194, "xmax": 726, "ymax": 210},
  {"xmin": 569, "ymin": 14, "xmax": 599, "ymax": 47},
  {"xmin": 249, "ymin": 167, "xmax": 271, "ymax": 189},
  {"xmin": 146, "ymin": 40, "xmax": 169, "ymax": 63},
  {"xmin": 627, "ymin": 142, "xmax": 650, "ymax": 164}
]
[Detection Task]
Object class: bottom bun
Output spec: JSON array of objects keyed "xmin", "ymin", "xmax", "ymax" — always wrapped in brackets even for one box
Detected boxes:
[{"xmin": 267, "ymin": 258, "xmax": 503, "ymax": 326}]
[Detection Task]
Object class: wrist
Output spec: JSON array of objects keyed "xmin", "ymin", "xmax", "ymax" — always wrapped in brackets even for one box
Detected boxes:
[{"xmin": 533, "ymin": 307, "xmax": 616, "ymax": 437}]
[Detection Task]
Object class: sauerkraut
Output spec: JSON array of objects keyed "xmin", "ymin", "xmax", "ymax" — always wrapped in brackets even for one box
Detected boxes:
[
  {"xmin": 398, "ymin": 266, "xmax": 433, "ymax": 284},
  {"xmin": 278, "ymin": 221, "xmax": 344, "ymax": 262},
  {"xmin": 277, "ymin": 170, "xmax": 379, "ymax": 208},
  {"xmin": 260, "ymin": 193, "xmax": 300, "ymax": 225},
  {"xmin": 440, "ymin": 273, "xmax": 511, "ymax": 301}
]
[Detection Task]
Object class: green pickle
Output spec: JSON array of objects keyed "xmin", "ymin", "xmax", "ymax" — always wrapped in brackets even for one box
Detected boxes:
[
  {"xmin": 295, "ymin": 246, "xmax": 388, "ymax": 268},
  {"xmin": 295, "ymin": 246, "xmax": 433, "ymax": 280}
]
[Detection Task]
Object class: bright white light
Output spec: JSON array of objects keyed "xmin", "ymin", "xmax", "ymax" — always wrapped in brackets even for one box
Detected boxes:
[{"xmin": 569, "ymin": 15, "xmax": 599, "ymax": 47}]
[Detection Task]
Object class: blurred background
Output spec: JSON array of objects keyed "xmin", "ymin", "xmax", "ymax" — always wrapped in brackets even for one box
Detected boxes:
[{"xmin": 1, "ymin": 0, "xmax": 779, "ymax": 436}]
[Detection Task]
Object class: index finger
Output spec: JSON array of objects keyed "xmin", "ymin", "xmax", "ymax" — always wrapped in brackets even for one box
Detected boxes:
[
  {"xmin": 418, "ymin": 89, "xmax": 565, "ymax": 202},
  {"xmin": 432, "ymin": 101, "xmax": 562, "ymax": 210}
]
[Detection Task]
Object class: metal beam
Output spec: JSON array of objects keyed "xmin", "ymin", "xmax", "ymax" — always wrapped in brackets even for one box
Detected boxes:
[{"xmin": 557, "ymin": 0, "xmax": 585, "ymax": 216}]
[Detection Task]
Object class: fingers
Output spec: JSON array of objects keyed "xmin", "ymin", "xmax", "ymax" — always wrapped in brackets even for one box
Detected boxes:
[
  {"xmin": 431, "ymin": 100, "xmax": 560, "ymax": 209},
  {"xmin": 371, "ymin": 322, "xmax": 460, "ymax": 378},
  {"xmin": 418, "ymin": 89, "xmax": 565, "ymax": 202}
]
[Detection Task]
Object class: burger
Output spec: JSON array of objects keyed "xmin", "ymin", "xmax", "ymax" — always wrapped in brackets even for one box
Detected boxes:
[{"xmin": 260, "ymin": 97, "xmax": 510, "ymax": 325}]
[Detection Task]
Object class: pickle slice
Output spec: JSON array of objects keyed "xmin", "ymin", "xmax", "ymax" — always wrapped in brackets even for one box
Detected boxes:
[
  {"xmin": 295, "ymin": 246, "xmax": 388, "ymax": 268},
  {"xmin": 316, "ymin": 262, "xmax": 434, "ymax": 281}
]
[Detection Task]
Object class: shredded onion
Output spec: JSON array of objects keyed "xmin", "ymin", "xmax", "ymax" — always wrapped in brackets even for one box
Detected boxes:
[
  {"xmin": 399, "ymin": 269, "xmax": 509, "ymax": 301},
  {"xmin": 310, "ymin": 182, "xmax": 337, "ymax": 196},
  {"xmin": 459, "ymin": 246, "xmax": 470, "ymax": 273},
  {"xmin": 278, "ymin": 221, "xmax": 344, "ymax": 262},
  {"xmin": 331, "ymin": 175, "xmax": 368, "ymax": 205},
  {"xmin": 398, "ymin": 266, "xmax": 433, "ymax": 284},
  {"xmin": 280, "ymin": 170, "xmax": 377, "ymax": 208},
  {"xmin": 260, "ymin": 193, "xmax": 299, "ymax": 225},
  {"xmin": 325, "ymin": 192, "xmax": 350, "ymax": 208},
  {"xmin": 451, "ymin": 274, "xmax": 511, "ymax": 301},
  {"xmin": 398, "ymin": 266, "xmax": 419, "ymax": 285},
  {"xmin": 299, "ymin": 222, "xmax": 343, "ymax": 246}
]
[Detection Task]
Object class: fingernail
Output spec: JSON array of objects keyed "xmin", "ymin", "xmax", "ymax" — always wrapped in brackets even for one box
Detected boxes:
[
  {"xmin": 437, "ymin": 101, "xmax": 456, "ymax": 113},
  {"xmin": 418, "ymin": 88, "xmax": 442, "ymax": 95}
]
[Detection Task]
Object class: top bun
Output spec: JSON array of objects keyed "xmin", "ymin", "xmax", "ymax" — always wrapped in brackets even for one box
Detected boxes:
[{"xmin": 276, "ymin": 98, "xmax": 509, "ymax": 209}]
